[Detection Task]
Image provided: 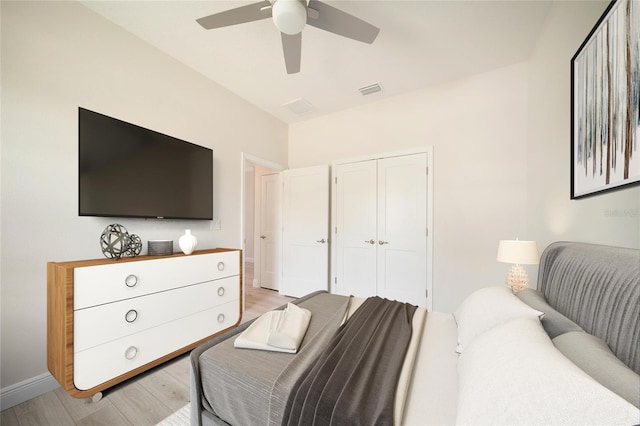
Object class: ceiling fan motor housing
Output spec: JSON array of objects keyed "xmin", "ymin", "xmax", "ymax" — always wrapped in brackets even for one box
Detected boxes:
[{"xmin": 272, "ymin": 0, "xmax": 308, "ymax": 35}]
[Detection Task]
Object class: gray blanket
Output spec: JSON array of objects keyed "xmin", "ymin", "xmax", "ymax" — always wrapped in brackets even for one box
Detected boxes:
[{"xmin": 281, "ymin": 297, "xmax": 417, "ymax": 426}]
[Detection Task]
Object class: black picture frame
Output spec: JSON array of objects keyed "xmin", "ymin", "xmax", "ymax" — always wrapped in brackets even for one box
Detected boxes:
[{"xmin": 570, "ymin": 0, "xmax": 639, "ymax": 199}]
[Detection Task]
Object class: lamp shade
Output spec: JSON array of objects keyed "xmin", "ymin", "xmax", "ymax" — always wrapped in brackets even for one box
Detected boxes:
[{"xmin": 496, "ymin": 240, "xmax": 539, "ymax": 265}]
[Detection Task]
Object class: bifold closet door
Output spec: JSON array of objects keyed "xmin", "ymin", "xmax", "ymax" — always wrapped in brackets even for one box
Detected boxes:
[
  {"xmin": 334, "ymin": 153, "xmax": 428, "ymax": 307},
  {"xmin": 335, "ymin": 160, "xmax": 377, "ymax": 298},
  {"xmin": 376, "ymin": 154, "xmax": 427, "ymax": 307}
]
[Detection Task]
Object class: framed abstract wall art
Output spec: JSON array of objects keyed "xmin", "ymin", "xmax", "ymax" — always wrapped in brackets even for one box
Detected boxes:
[{"xmin": 571, "ymin": 0, "xmax": 639, "ymax": 199}]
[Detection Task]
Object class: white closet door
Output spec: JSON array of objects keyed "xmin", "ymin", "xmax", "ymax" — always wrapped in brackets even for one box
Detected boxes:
[
  {"xmin": 334, "ymin": 160, "xmax": 377, "ymax": 298},
  {"xmin": 281, "ymin": 165, "xmax": 330, "ymax": 298},
  {"xmin": 377, "ymin": 153, "xmax": 427, "ymax": 307},
  {"xmin": 260, "ymin": 173, "xmax": 281, "ymax": 290}
]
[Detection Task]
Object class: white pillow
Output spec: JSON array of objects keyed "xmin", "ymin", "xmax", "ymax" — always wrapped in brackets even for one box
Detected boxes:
[
  {"xmin": 456, "ymin": 316, "xmax": 640, "ymax": 425},
  {"xmin": 453, "ymin": 286, "xmax": 543, "ymax": 353}
]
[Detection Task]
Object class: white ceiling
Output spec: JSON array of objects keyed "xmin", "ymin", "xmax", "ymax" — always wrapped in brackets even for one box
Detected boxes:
[{"xmin": 80, "ymin": 0, "xmax": 553, "ymax": 124}]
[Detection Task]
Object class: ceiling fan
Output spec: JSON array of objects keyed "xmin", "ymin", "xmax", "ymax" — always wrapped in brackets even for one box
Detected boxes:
[{"xmin": 196, "ymin": 0, "xmax": 380, "ymax": 74}]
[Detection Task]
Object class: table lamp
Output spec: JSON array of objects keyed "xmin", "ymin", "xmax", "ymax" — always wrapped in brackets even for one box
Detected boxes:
[{"xmin": 496, "ymin": 239, "xmax": 539, "ymax": 293}]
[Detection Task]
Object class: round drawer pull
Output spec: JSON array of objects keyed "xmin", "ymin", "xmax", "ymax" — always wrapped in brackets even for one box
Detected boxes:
[
  {"xmin": 217, "ymin": 262, "xmax": 225, "ymax": 271},
  {"xmin": 124, "ymin": 346, "xmax": 138, "ymax": 360},
  {"xmin": 217, "ymin": 313, "xmax": 225, "ymax": 323},
  {"xmin": 125, "ymin": 274, "xmax": 138, "ymax": 287},
  {"xmin": 125, "ymin": 309, "xmax": 138, "ymax": 323},
  {"xmin": 217, "ymin": 287, "xmax": 225, "ymax": 297}
]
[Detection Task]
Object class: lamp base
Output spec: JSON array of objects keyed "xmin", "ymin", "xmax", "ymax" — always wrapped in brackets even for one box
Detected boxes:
[{"xmin": 506, "ymin": 264, "xmax": 529, "ymax": 293}]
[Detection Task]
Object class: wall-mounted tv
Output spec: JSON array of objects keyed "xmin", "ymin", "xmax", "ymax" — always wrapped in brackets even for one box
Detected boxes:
[{"xmin": 79, "ymin": 108, "xmax": 213, "ymax": 220}]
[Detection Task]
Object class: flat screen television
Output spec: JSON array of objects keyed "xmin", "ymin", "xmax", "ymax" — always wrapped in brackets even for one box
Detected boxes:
[{"xmin": 79, "ymin": 107, "xmax": 213, "ymax": 220}]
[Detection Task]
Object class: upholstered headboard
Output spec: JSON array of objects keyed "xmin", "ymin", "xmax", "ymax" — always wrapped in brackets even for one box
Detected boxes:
[{"xmin": 537, "ymin": 241, "xmax": 640, "ymax": 374}]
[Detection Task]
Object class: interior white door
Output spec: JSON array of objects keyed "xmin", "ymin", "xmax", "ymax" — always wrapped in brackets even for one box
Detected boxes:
[
  {"xmin": 281, "ymin": 165, "xmax": 330, "ymax": 298},
  {"xmin": 334, "ymin": 160, "xmax": 377, "ymax": 298},
  {"xmin": 376, "ymin": 153, "xmax": 427, "ymax": 306},
  {"xmin": 259, "ymin": 173, "xmax": 281, "ymax": 290}
]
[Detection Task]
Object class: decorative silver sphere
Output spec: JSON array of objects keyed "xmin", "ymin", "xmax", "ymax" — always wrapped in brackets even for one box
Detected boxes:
[
  {"xmin": 100, "ymin": 224, "xmax": 130, "ymax": 260},
  {"xmin": 127, "ymin": 234, "xmax": 142, "ymax": 257}
]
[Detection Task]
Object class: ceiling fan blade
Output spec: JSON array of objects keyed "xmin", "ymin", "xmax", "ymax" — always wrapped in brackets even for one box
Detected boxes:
[
  {"xmin": 281, "ymin": 32, "xmax": 301, "ymax": 74},
  {"xmin": 196, "ymin": 1, "xmax": 272, "ymax": 30},
  {"xmin": 306, "ymin": 0, "xmax": 379, "ymax": 44}
]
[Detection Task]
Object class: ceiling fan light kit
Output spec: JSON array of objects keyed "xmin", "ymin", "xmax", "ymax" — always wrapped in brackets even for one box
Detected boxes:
[
  {"xmin": 196, "ymin": 0, "xmax": 380, "ymax": 74},
  {"xmin": 272, "ymin": 0, "xmax": 307, "ymax": 35}
]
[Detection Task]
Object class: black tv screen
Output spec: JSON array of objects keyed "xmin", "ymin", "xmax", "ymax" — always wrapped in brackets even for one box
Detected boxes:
[{"xmin": 79, "ymin": 108, "xmax": 213, "ymax": 220}]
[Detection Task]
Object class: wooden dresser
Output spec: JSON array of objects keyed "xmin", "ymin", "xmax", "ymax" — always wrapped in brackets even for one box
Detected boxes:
[{"xmin": 47, "ymin": 248, "xmax": 242, "ymax": 399}]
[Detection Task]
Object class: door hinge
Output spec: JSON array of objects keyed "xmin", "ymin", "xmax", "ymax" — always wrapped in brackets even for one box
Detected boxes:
[
  {"xmin": 335, "ymin": 226, "xmax": 338, "ymax": 234},
  {"xmin": 426, "ymin": 166, "xmax": 428, "ymax": 175},
  {"xmin": 426, "ymin": 289, "xmax": 428, "ymax": 298},
  {"xmin": 335, "ymin": 177, "xmax": 338, "ymax": 184},
  {"xmin": 334, "ymin": 277, "xmax": 337, "ymax": 284}
]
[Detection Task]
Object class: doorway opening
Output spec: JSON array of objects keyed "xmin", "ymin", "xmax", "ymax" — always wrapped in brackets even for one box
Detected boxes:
[{"xmin": 240, "ymin": 153, "xmax": 292, "ymax": 321}]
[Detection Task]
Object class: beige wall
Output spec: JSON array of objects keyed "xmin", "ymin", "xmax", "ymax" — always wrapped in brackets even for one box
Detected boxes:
[
  {"xmin": 526, "ymin": 0, "xmax": 640, "ymax": 252},
  {"xmin": 289, "ymin": 62, "xmax": 530, "ymax": 313},
  {"xmin": 0, "ymin": 1, "xmax": 287, "ymax": 392}
]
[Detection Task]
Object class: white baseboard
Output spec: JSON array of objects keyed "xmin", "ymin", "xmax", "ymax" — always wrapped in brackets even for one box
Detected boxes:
[
  {"xmin": 252, "ymin": 279, "xmax": 259, "ymax": 288},
  {"xmin": 1, "ymin": 373, "xmax": 60, "ymax": 410}
]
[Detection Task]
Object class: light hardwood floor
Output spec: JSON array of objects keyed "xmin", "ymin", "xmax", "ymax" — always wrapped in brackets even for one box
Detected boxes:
[{"xmin": 1, "ymin": 262, "xmax": 293, "ymax": 426}]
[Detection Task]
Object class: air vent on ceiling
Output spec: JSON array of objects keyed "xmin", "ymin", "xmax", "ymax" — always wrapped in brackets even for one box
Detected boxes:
[
  {"xmin": 359, "ymin": 83, "xmax": 382, "ymax": 96},
  {"xmin": 282, "ymin": 97, "xmax": 314, "ymax": 115}
]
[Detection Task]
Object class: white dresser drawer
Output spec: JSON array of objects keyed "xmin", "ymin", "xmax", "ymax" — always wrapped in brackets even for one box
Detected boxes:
[
  {"xmin": 74, "ymin": 251, "xmax": 239, "ymax": 309},
  {"xmin": 74, "ymin": 299, "xmax": 239, "ymax": 391},
  {"xmin": 74, "ymin": 276, "xmax": 239, "ymax": 353}
]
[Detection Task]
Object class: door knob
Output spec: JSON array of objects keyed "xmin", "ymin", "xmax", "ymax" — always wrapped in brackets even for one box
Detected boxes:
[
  {"xmin": 378, "ymin": 240, "xmax": 389, "ymax": 245},
  {"xmin": 364, "ymin": 239, "xmax": 375, "ymax": 244},
  {"xmin": 316, "ymin": 238, "xmax": 327, "ymax": 243},
  {"xmin": 260, "ymin": 235, "xmax": 267, "ymax": 239}
]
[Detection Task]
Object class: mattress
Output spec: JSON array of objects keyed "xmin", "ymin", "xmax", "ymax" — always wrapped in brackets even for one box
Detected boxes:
[
  {"xmin": 194, "ymin": 292, "xmax": 458, "ymax": 426},
  {"xmin": 403, "ymin": 311, "xmax": 458, "ymax": 425}
]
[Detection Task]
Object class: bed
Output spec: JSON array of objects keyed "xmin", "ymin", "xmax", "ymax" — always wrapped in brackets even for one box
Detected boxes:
[{"xmin": 190, "ymin": 242, "xmax": 640, "ymax": 425}]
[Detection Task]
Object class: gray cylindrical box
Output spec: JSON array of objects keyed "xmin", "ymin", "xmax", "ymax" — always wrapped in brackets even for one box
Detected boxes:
[{"xmin": 148, "ymin": 240, "xmax": 173, "ymax": 256}]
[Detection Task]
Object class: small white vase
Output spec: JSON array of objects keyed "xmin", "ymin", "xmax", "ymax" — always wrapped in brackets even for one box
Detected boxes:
[{"xmin": 178, "ymin": 229, "xmax": 198, "ymax": 255}]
